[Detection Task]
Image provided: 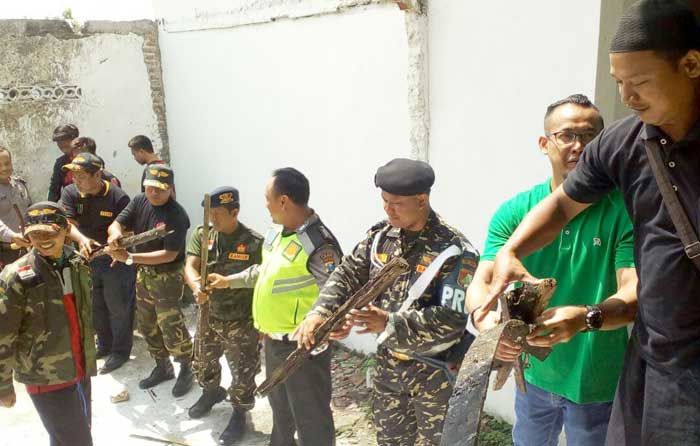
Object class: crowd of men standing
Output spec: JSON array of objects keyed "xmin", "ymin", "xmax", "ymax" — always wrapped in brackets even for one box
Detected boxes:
[{"xmin": 0, "ymin": 1, "xmax": 699, "ymax": 446}]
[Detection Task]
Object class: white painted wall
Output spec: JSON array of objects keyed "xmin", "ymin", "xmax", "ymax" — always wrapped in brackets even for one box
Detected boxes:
[
  {"xmin": 428, "ymin": 0, "xmax": 602, "ymax": 426},
  {"xmin": 157, "ymin": 3, "xmax": 410, "ymax": 351}
]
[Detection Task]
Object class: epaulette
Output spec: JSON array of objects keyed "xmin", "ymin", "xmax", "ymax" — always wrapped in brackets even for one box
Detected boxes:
[{"xmin": 298, "ymin": 219, "xmax": 342, "ymax": 257}]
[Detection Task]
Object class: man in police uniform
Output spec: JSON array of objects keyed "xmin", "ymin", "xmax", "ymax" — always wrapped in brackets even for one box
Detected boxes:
[
  {"xmin": 106, "ymin": 165, "xmax": 193, "ymax": 397},
  {"xmin": 48, "ymin": 124, "xmax": 80, "ymax": 202},
  {"xmin": 184, "ymin": 186, "xmax": 263, "ymax": 445},
  {"xmin": 208, "ymin": 167, "xmax": 342, "ymax": 446},
  {"xmin": 0, "ymin": 202, "xmax": 96, "ymax": 446},
  {"xmin": 296, "ymin": 158, "xmax": 479, "ymax": 446},
  {"xmin": 60, "ymin": 153, "xmax": 135, "ymax": 374},
  {"xmin": 0, "ymin": 146, "xmax": 32, "ymax": 268}
]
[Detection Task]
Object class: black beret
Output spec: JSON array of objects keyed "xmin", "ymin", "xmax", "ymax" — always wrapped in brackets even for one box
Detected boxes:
[
  {"xmin": 611, "ymin": 0, "xmax": 700, "ymax": 53},
  {"xmin": 204, "ymin": 186, "xmax": 240, "ymax": 208},
  {"xmin": 374, "ymin": 158, "xmax": 435, "ymax": 196}
]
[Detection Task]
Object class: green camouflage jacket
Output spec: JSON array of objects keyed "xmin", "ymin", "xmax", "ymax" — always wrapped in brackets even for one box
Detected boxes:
[
  {"xmin": 312, "ymin": 211, "xmax": 479, "ymax": 358},
  {"xmin": 0, "ymin": 247, "xmax": 95, "ymax": 395}
]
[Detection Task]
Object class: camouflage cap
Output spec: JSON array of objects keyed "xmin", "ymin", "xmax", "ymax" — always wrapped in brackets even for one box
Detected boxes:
[
  {"xmin": 143, "ymin": 164, "xmax": 174, "ymax": 190},
  {"xmin": 62, "ymin": 153, "xmax": 103, "ymax": 174},
  {"xmin": 52, "ymin": 124, "xmax": 79, "ymax": 142},
  {"xmin": 24, "ymin": 201, "xmax": 68, "ymax": 235}
]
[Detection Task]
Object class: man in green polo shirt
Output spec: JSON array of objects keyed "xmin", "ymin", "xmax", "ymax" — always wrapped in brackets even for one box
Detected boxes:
[{"xmin": 466, "ymin": 94, "xmax": 638, "ymax": 446}]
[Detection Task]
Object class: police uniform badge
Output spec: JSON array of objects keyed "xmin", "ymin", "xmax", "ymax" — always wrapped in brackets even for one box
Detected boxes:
[
  {"xmin": 320, "ymin": 250, "xmax": 336, "ymax": 273},
  {"xmin": 416, "ymin": 254, "xmax": 435, "ymax": 273}
]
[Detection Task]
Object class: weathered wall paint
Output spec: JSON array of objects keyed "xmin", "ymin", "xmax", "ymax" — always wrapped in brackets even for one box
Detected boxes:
[{"xmin": 0, "ymin": 20, "xmax": 167, "ymax": 200}]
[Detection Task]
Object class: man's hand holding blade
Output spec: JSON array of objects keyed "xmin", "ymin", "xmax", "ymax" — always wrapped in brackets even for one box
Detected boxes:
[
  {"xmin": 472, "ymin": 304, "xmax": 524, "ymax": 363},
  {"xmin": 526, "ymin": 305, "xmax": 587, "ymax": 348},
  {"xmin": 347, "ymin": 304, "xmax": 388, "ymax": 334},
  {"xmin": 479, "ymin": 249, "xmax": 541, "ymax": 315},
  {"xmin": 192, "ymin": 279, "xmax": 211, "ymax": 305}
]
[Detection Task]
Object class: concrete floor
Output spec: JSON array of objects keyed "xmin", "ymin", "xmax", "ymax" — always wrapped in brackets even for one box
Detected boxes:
[{"xmin": 0, "ymin": 307, "xmax": 376, "ymax": 446}]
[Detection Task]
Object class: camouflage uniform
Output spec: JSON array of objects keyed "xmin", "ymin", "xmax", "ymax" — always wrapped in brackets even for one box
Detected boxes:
[
  {"xmin": 188, "ymin": 223, "xmax": 263, "ymax": 409},
  {"xmin": 311, "ymin": 211, "xmax": 479, "ymax": 446},
  {"xmin": 0, "ymin": 246, "xmax": 96, "ymax": 445},
  {"xmin": 135, "ymin": 267, "xmax": 193, "ymax": 362}
]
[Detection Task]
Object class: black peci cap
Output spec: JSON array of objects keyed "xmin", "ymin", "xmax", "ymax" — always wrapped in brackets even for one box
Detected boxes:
[{"xmin": 610, "ymin": 0, "xmax": 700, "ymax": 53}]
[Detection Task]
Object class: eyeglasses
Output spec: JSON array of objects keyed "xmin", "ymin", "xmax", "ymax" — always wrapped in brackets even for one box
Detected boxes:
[{"xmin": 546, "ymin": 130, "xmax": 599, "ymax": 147}]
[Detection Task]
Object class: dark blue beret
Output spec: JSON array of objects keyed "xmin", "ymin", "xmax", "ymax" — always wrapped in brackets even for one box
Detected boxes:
[
  {"xmin": 374, "ymin": 158, "xmax": 435, "ymax": 196},
  {"xmin": 204, "ymin": 186, "xmax": 240, "ymax": 208}
]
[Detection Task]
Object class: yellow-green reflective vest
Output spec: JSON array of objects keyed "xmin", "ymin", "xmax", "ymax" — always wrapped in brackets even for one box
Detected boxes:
[{"xmin": 253, "ymin": 229, "xmax": 320, "ymax": 334}]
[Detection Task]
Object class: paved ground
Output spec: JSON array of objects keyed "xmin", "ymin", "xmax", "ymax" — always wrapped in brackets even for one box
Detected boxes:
[{"xmin": 0, "ymin": 306, "xmax": 377, "ymax": 446}]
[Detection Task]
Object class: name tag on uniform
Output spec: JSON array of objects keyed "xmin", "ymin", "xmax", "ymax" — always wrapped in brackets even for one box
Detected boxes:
[
  {"xmin": 228, "ymin": 252, "xmax": 250, "ymax": 261},
  {"xmin": 100, "ymin": 210, "xmax": 113, "ymax": 217}
]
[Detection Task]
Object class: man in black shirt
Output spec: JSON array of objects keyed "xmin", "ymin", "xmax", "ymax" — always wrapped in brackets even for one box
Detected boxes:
[
  {"xmin": 71, "ymin": 137, "xmax": 122, "ymax": 188},
  {"xmin": 48, "ymin": 124, "xmax": 79, "ymax": 202},
  {"xmin": 481, "ymin": 1, "xmax": 700, "ymax": 444},
  {"xmin": 60, "ymin": 153, "xmax": 135, "ymax": 374},
  {"xmin": 107, "ymin": 165, "xmax": 194, "ymax": 397}
]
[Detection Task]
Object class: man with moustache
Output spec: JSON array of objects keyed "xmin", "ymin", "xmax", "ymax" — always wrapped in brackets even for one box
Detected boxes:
[
  {"xmin": 467, "ymin": 95, "xmax": 637, "ymax": 446},
  {"xmin": 60, "ymin": 153, "xmax": 135, "ymax": 374}
]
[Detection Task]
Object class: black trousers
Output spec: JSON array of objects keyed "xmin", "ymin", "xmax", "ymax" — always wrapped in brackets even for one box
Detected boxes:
[
  {"xmin": 264, "ymin": 337, "xmax": 335, "ymax": 446},
  {"xmin": 90, "ymin": 257, "xmax": 136, "ymax": 357},
  {"xmin": 606, "ymin": 338, "xmax": 700, "ymax": 446},
  {"xmin": 29, "ymin": 378, "xmax": 92, "ymax": 446}
]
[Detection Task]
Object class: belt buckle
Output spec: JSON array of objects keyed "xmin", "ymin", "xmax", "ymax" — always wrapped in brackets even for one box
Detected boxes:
[{"xmin": 685, "ymin": 241, "xmax": 700, "ymax": 259}]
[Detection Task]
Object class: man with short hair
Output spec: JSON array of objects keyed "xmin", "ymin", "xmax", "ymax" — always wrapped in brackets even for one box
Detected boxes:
[
  {"xmin": 483, "ymin": 2, "xmax": 700, "ymax": 444},
  {"xmin": 71, "ymin": 137, "xmax": 122, "ymax": 188},
  {"xmin": 48, "ymin": 124, "xmax": 80, "ymax": 202},
  {"xmin": 296, "ymin": 158, "xmax": 478, "ymax": 446},
  {"xmin": 127, "ymin": 135, "xmax": 166, "ymax": 193},
  {"xmin": 184, "ymin": 186, "xmax": 263, "ymax": 445},
  {"xmin": 208, "ymin": 167, "xmax": 342, "ymax": 446},
  {"xmin": 0, "ymin": 146, "xmax": 32, "ymax": 268},
  {"xmin": 106, "ymin": 165, "xmax": 193, "ymax": 397},
  {"xmin": 60, "ymin": 153, "xmax": 135, "ymax": 374},
  {"xmin": 468, "ymin": 95, "xmax": 638, "ymax": 446},
  {"xmin": 0, "ymin": 201, "xmax": 96, "ymax": 446}
]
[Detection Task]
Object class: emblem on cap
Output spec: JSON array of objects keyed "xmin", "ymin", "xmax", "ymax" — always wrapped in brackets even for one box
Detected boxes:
[
  {"xmin": 219, "ymin": 192, "xmax": 234, "ymax": 204},
  {"xmin": 27, "ymin": 208, "xmax": 57, "ymax": 217}
]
